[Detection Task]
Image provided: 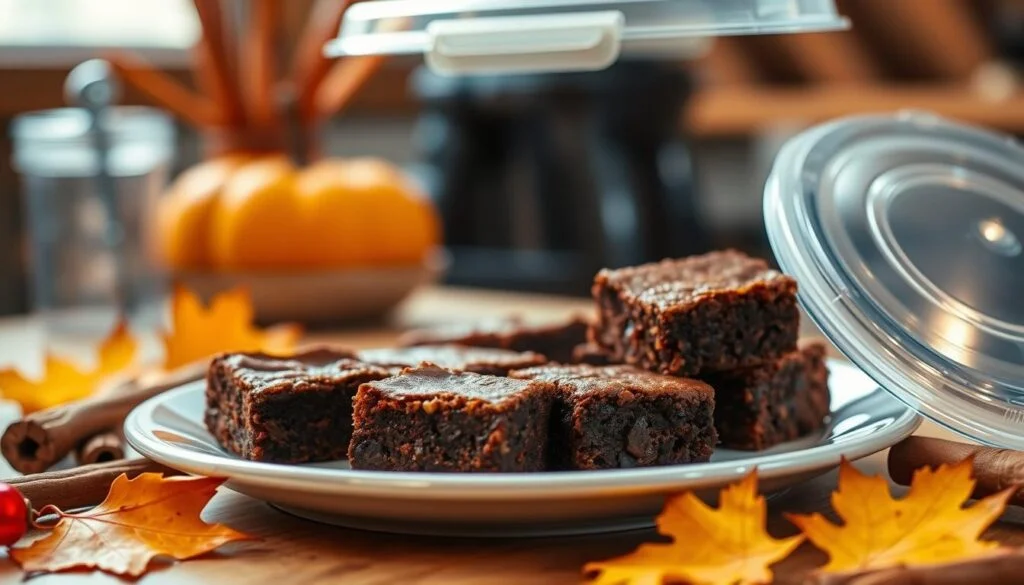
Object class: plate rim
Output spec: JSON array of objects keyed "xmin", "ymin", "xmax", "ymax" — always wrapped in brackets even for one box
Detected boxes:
[{"xmin": 125, "ymin": 359, "xmax": 921, "ymax": 500}]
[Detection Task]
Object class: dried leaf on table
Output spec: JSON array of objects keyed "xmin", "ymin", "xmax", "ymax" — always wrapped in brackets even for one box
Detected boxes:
[
  {"xmin": 789, "ymin": 458, "xmax": 1014, "ymax": 577},
  {"xmin": 11, "ymin": 472, "xmax": 254, "ymax": 577},
  {"xmin": 0, "ymin": 321, "xmax": 138, "ymax": 413},
  {"xmin": 162, "ymin": 285, "xmax": 302, "ymax": 369},
  {"xmin": 585, "ymin": 471, "xmax": 803, "ymax": 585}
]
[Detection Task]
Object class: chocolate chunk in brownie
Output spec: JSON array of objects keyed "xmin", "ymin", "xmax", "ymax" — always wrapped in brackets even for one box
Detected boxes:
[
  {"xmin": 205, "ymin": 348, "xmax": 390, "ymax": 463},
  {"xmin": 349, "ymin": 365, "xmax": 555, "ymax": 472},
  {"xmin": 703, "ymin": 341, "xmax": 831, "ymax": 450},
  {"xmin": 398, "ymin": 314, "xmax": 590, "ymax": 363},
  {"xmin": 510, "ymin": 364, "xmax": 716, "ymax": 470},
  {"xmin": 591, "ymin": 250, "xmax": 799, "ymax": 377},
  {"xmin": 356, "ymin": 344, "xmax": 546, "ymax": 376},
  {"xmin": 571, "ymin": 342, "xmax": 614, "ymax": 366}
]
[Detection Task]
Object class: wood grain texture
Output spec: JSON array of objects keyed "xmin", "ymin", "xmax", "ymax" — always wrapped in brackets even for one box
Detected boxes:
[{"xmin": 0, "ymin": 287, "xmax": 1016, "ymax": 584}]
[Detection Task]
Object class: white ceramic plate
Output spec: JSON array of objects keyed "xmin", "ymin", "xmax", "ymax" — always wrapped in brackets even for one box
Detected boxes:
[{"xmin": 125, "ymin": 359, "xmax": 919, "ymax": 537}]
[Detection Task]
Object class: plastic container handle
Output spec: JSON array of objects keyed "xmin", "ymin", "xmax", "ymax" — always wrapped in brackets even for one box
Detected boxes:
[{"xmin": 425, "ymin": 11, "xmax": 624, "ymax": 75}]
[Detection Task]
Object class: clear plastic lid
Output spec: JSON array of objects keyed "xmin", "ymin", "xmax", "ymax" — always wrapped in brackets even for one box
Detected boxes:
[
  {"xmin": 324, "ymin": 0, "xmax": 849, "ymax": 75},
  {"xmin": 764, "ymin": 111, "xmax": 1024, "ymax": 449}
]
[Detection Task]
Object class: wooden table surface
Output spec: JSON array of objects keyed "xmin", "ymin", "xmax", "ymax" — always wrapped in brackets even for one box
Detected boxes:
[{"xmin": 0, "ymin": 286, "xmax": 1017, "ymax": 584}]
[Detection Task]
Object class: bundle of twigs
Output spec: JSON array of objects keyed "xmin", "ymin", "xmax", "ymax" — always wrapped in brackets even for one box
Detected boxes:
[{"xmin": 106, "ymin": 0, "xmax": 384, "ymax": 161}]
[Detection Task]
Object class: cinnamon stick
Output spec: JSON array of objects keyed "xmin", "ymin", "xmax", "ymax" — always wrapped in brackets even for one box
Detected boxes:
[
  {"xmin": 75, "ymin": 430, "xmax": 124, "ymax": 466},
  {"xmin": 1, "ymin": 361, "xmax": 207, "ymax": 474},
  {"xmin": 242, "ymin": 0, "xmax": 282, "ymax": 133},
  {"xmin": 804, "ymin": 550, "xmax": 1024, "ymax": 584},
  {"xmin": 888, "ymin": 437, "xmax": 1024, "ymax": 506},
  {"xmin": 313, "ymin": 55, "xmax": 386, "ymax": 122},
  {"xmin": 291, "ymin": 0, "xmax": 356, "ymax": 124},
  {"xmin": 5, "ymin": 458, "xmax": 181, "ymax": 512},
  {"xmin": 73, "ymin": 369, "xmax": 136, "ymax": 466},
  {"xmin": 192, "ymin": 0, "xmax": 246, "ymax": 126},
  {"xmin": 105, "ymin": 50, "xmax": 221, "ymax": 128}
]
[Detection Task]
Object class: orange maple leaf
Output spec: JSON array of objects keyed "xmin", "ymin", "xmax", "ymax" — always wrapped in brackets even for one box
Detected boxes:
[
  {"xmin": 585, "ymin": 471, "xmax": 803, "ymax": 585},
  {"xmin": 0, "ymin": 321, "xmax": 138, "ymax": 413},
  {"xmin": 11, "ymin": 473, "xmax": 254, "ymax": 577},
  {"xmin": 162, "ymin": 285, "xmax": 302, "ymax": 369},
  {"xmin": 788, "ymin": 458, "xmax": 1013, "ymax": 575}
]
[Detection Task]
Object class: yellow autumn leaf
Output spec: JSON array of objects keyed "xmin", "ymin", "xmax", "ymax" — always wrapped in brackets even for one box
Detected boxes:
[
  {"xmin": 11, "ymin": 473, "xmax": 253, "ymax": 577},
  {"xmin": 586, "ymin": 471, "xmax": 803, "ymax": 585},
  {"xmin": 0, "ymin": 321, "xmax": 138, "ymax": 413},
  {"xmin": 788, "ymin": 458, "xmax": 1012, "ymax": 574},
  {"xmin": 161, "ymin": 285, "xmax": 302, "ymax": 369}
]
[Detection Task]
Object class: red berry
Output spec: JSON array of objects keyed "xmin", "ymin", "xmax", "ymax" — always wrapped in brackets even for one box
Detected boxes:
[{"xmin": 0, "ymin": 483, "xmax": 27, "ymax": 546}]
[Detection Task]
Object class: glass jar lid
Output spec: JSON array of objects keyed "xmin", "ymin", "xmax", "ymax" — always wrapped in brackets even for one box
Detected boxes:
[
  {"xmin": 324, "ymin": 0, "xmax": 849, "ymax": 75},
  {"xmin": 764, "ymin": 111, "xmax": 1024, "ymax": 449}
]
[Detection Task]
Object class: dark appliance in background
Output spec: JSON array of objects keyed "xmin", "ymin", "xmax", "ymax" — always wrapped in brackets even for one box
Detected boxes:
[
  {"xmin": 989, "ymin": 1, "xmax": 1024, "ymax": 67},
  {"xmin": 408, "ymin": 59, "xmax": 706, "ymax": 297}
]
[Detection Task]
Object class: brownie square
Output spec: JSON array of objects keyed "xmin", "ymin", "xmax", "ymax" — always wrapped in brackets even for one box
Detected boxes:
[
  {"xmin": 703, "ymin": 341, "xmax": 831, "ymax": 450},
  {"xmin": 205, "ymin": 348, "xmax": 390, "ymax": 463},
  {"xmin": 510, "ymin": 364, "xmax": 716, "ymax": 470},
  {"xmin": 398, "ymin": 315, "xmax": 590, "ymax": 363},
  {"xmin": 571, "ymin": 342, "xmax": 614, "ymax": 366},
  {"xmin": 348, "ymin": 365, "xmax": 555, "ymax": 472},
  {"xmin": 591, "ymin": 250, "xmax": 799, "ymax": 377},
  {"xmin": 356, "ymin": 344, "xmax": 546, "ymax": 376}
]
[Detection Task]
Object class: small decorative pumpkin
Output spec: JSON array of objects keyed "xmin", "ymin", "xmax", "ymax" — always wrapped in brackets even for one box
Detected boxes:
[
  {"xmin": 156, "ymin": 155, "xmax": 440, "ymax": 271},
  {"xmin": 111, "ymin": 1, "xmax": 440, "ymax": 274}
]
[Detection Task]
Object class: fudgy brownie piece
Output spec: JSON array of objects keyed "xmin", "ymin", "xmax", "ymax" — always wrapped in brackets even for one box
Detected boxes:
[
  {"xmin": 398, "ymin": 315, "xmax": 590, "ymax": 363},
  {"xmin": 356, "ymin": 344, "xmax": 546, "ymax": 376},
  {"xmin": 349, "ymin": 365, "xmax": 555, "ymax": 472},
  {"xmin": 510, "ymin": 364, "xmax": 716, "ymax": 470},
  {"xmin": 703, "ymin": 341, "xmax": 831, "ymax": 451},
  {"xmin": 205, "ymin": 348, "xmax": 390, "ymax": 463},
  {"xmin": 591, "ymin": 250, "xmax": 799, "ymax": 377},
  {"xmin": 571, "ymin": 342, "xmax": 614, "ymax": 366}
]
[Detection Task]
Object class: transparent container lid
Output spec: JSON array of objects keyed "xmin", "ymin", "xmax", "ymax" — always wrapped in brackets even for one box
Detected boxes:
[
  {"xmin": 764, "ymin": 112, "xmax": 1024, "ymax": 449},
  {"xmin": 325, "ymin": 0, "xmax": 849, "ymax": 75}
]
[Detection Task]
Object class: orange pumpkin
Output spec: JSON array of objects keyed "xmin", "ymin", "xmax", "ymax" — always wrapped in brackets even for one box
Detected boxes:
[{"xmin": 155, "ymin": 156, "xmax": 440, "ymax": 272}]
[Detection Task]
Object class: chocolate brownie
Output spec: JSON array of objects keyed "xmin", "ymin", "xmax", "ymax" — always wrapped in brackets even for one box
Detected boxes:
[
  {"xmin": 398, "ymin": 315, "xmax": 590, "ymax": 363},
  {"xmin": 205, "ymin": 349, "xmax": 390, "ymax": 463},
  {"xmin": 510, "ymin": 364, "xmax": 716, "ymax": 470},
  {"xmin": 703, "ymin": 341, "xmax": 831, "ymax": 450},
  {"xmin": 571, "ymin": 342, "xmax": 614, "ymax": 366},
  {"xmin": 356, "ymin": 345, "xmax": 546, "ymax": 376},
  {"xmin": 591, "ymin": 250, "xmax": 799, "ymax": 376},
  {"xmin": 348, "ymin": 365, "xmax": 555, "ymax": 472}
]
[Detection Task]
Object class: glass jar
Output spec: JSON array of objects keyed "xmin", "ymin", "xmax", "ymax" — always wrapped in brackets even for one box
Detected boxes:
[{"xmin": 10, "ymin": 105, "xmax": 175, "ymax": 346}]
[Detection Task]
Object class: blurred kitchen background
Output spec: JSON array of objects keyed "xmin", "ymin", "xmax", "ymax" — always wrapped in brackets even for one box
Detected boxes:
[{"xmin": 1, "ymin": 0, "xmax": 1023, "ymax": 317}]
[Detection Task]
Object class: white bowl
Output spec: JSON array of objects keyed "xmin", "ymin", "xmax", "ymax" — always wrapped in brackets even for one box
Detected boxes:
[{"xmin": 174, "ymin": 253, "xmax": 447, "ymax": 325}]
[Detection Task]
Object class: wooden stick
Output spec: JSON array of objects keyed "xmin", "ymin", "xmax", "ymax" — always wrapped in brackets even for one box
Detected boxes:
[
  {"xmin": 192, "ymin": 0, "xmax": 246, "ymax": 126},
  {"xmin": 191, "ymin": 41, "xmax": 221, "ymax": 123},
  {"xmin": 242, "ymin": 0, "xmax": 282, "ymax": 132},
  {"xmin": 291, "ymin": 0, "xmax": 356, "ymax": 124},
  {"xmin": 6, "ymin": 458, "xmax": 181, "ymax": 512},
  {"xmin": 106, "ymin": 50, "xmax": 221, "ymax": 128},
  {"xmin": 887, "ymin": 437, "xmax": 1024, "ymax": 507},
  {"xmin": 0, "ymin": 361, "xmax": 207, "ymax": 474},
  {"xmin": 313, "ymin": 55, "xmax": 386, "ymax": 121}
]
